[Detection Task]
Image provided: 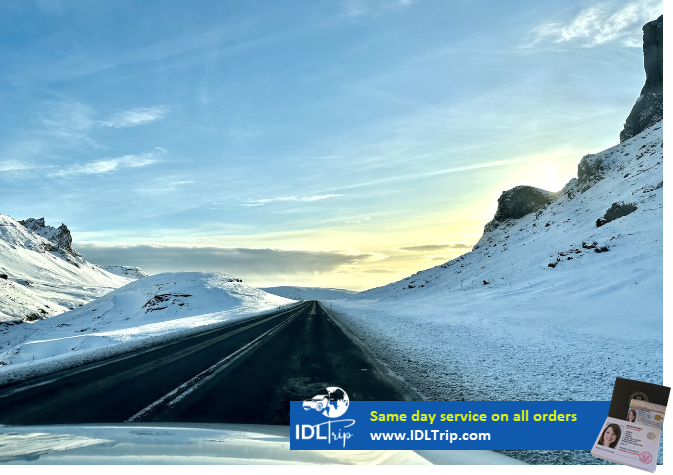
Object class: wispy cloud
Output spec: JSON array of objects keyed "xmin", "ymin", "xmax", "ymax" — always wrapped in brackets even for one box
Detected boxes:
[
  {"xmin": 49, "ymin": 149, "xmax": 165, "ymax": 178},
  {"xmin": 40, "ymin": 102, "xmax": 168, "ymax": 139},
  {"xmin": 243, "ymin": 194, "xmax": 342, "ymax": 207},
  {"xmin": 532, "ymin": 0, "xmax": 662, "ymax": 47},
  {"xmin": 0, "ymin": 160, "xmax": 39, "ymax": 172},
  {"xmin": 341, "ymin": 0, "xmax": 417, "ymax": 18},
  {"xmin": 100, "ymin": 106, "xmax": 169, "ymax": 128}
]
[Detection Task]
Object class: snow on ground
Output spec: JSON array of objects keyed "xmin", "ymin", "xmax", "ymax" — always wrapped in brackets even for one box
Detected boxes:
[
  {"xmin": 260, "ymin": 286, "xmax": 357, "ymax": 301},
  {"xmin": 326, "ymin": 123, "xmax": 662, "ymax": 463},
  {"xmin": 100, "ymin": 265, "xmax": 149, "ymax": 279},
  {"xmin": 0, "ymin": 272, "xmax": 297, "ymax": 385},
  {"xmin": 0, "ymin": 215, "xmax": 131, "ymax": 323}
]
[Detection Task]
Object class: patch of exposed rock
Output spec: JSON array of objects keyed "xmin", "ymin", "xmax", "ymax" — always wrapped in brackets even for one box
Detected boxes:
[
  {"xmin": 577, "ymin": 153, "xmax": 607, "ymax": 191},
  {"xmin": 620, "ymin": 15, "xmax": 663, "ymax": 142},
  {"xmin": 596, "ymin": 202, "xmax": 638, "ymax": 227},
  {"xmin": 19, "ymin": 217, "xmax": 78, "ymax": 256},
  {"xmin": 475, "ymin": 186, "xmax": 559, "ymax": 243},
  {"xmin": 494, "ymin": 185, "xmax": 557, "ymax": 221}
]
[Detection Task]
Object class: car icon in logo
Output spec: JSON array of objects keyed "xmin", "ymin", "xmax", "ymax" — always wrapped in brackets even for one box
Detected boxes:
[
  {"xmin": 302, "ymin": 387, "xmax": 350, "ymax": 418},
  {"xmin": 303, "ymin": 394, "xmax": 331, "ymax": 412}
]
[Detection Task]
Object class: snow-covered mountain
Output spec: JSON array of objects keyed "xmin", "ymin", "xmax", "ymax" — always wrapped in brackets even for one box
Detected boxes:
[
  {"xmin": 328, "ymin": 22, "xmax": 663, "ymax": 464},
  {"xmin": 0, "ymin": 272, "xmax": 296, "ymax": 381},
  {"xmin": 261, "ymin": 286, "xmax": 356, "ymax": 301},
  {"xmin": 0, "ymin": 215, "xmax": 132, "ymax": 324},
  {"xmin": 352, "ymin": 14, "xmax": 663, "ymax": 308},
  {"xmin": 101, "ymin": 265, "xmax": 149, "ymax": 279},
  {"xmin": 357, "ymin": 122, "xmax": 662, "ymax": 300}
]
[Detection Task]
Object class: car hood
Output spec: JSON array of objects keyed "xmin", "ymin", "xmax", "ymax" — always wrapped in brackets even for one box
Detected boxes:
[{"xmin": 0, "ymin": 424, "xmax": 525, "ymax": 465}]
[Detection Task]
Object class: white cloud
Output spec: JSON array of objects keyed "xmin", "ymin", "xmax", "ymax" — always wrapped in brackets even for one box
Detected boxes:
[
  {"xmin": 533, "ymin": 0, "xmax": 662, "ymax": 47},
  {"xmin": 341, "ymin": 0, "xmax": 417, "ymax": 18},
  {"xmin": 100, "ymin": 106, "xmax": 169, "ymax": 128},
  {"xmin": 49, "ymin": 149, "xmax": 165, "ymax": 178},
  {"xmin": 243, "ymin": 194, "xmax": 342, "ymax": 207},
  {"xmin": 0, "ymin": 161, "xmax": 37, "ymax": 172}
]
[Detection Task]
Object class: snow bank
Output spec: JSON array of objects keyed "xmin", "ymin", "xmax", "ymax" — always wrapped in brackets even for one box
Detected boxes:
[{"xmin": 0, "ymin": 272, "xmax": 297, "ymax": 385}]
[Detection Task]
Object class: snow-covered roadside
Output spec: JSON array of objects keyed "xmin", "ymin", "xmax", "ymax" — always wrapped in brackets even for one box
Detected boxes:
[
  {"xmin": 327, "ymin": 289, "xmax": 661, "ymax": 466},
  {"xmin": 0, "ymin": 272, "xmax": 299, "ymax": 386},
  {"xmin": 327, "ymin": 280, "xmax": 661, "ymax": 404}
]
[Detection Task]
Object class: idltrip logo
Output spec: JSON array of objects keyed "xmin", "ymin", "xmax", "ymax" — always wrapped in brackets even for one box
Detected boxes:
[{"xmin": 295, "ymin": 386, "xmax": 355, "ymax": 447}]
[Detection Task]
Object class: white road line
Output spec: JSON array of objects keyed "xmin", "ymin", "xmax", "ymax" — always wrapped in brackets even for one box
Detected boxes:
[
  {"xmin": 0, "ymin": 304, "xmax": 305, "ymax": 399},
  {"xmin": 125, "ymin": 308, "xmax": 302, "ymax": 422}
]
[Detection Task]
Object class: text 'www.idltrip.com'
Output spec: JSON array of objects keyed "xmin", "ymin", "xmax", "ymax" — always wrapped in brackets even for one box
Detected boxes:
[{"xmin": 370, "ymin": 430, "xmax": 491, "ymax": 442}]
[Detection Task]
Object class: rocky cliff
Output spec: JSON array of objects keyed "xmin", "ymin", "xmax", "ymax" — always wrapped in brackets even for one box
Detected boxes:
[
  {"xmin": 19, "ymin": 217, "xmax": 78, "ymax": 257},
  {"xmin": 620, "ymin": 15, "xmax": 663, "ymax": 142},
  {"xmin": 0, "ymin": 214, "xmax": 131, "ymax": 323},
  {"xmin": 478, "ymin": 15, "xmax": 662, "ymax": 242},
  {"xmin": 481, "ymin": 186, "xmax": 559, "ymax": 235}
]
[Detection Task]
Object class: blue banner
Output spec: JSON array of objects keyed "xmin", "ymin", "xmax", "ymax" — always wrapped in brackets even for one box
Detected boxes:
[{"xmin": 290, "ymin": 400, "xmax": 610, "ymax": 450}]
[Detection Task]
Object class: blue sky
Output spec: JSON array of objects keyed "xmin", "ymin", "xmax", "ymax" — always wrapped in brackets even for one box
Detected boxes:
[{"xmin": 0, "ymin": 0, "xmax": 663, "ymax": 289}]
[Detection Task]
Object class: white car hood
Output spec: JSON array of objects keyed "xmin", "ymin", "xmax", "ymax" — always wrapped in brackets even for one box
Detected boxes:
[{"xmin": 0, "ymin": 424, "xmax": 524, "ymax": 465}]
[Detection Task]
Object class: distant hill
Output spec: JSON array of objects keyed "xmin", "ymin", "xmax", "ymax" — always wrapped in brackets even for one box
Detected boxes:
[
  {"xmin": 260, "ymin": 286, "xmax": 357, "ymax": 301},
  {"xmin": 101, "ymin": 265, "xmax": 149, "ymax": 280}
]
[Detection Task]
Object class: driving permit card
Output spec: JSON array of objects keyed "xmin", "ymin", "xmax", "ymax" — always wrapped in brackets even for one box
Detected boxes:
[
  {"xmin": 608, "ymin": 378, "xmax": 670, "ymax": 420},
  {"xmin": 593, "ymin": 378, "xmax": 670, "ymax": 472},
  {"xmin": 591, "ymin": 417, "xmax": 660, "ymax": 472},
  {"xmin": 629, "ymin": 400, "xmax": 665, "ymax": 430}
]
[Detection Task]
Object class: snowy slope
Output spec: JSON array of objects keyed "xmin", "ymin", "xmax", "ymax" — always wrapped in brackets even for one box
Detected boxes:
[
  {"xmin": 0, "ymin": 215, "xmax": 131, "ymax": 323},
  {"xmin": 331, "ymin": 122, "xmax": 663, "ymax": 405},
  {"xmin": 261, "ymin": 286, "xmax": 357, "ymax": 301},
  {"xmin": 360, "ymin": 122, "xmax": 662, "ymax": 301},
  {"xmin": 100, "ymin": 265, "xmax": 149, "ymax": 279},
  {"xmin": 0, "ymin": 272, "xmax": 296, "ymax": 382}
]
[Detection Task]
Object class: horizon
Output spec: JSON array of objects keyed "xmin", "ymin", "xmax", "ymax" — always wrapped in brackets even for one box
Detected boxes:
[{"xmin": 0, "ymin": 0, "xmax": 662, "ymax": 290}]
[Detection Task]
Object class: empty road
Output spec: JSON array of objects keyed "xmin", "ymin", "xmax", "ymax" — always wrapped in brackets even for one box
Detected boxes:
[{"xmin": 0, "ymin": 301, "xmax": 410, "ymax": 425}]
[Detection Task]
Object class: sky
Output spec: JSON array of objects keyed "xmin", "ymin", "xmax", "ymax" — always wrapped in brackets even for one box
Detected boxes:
[{"xmin": 0, "ymin": 0, "xmax": 663, "ymax": 290}]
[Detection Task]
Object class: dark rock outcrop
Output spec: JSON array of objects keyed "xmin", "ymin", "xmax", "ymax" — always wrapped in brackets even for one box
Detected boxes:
[
  {"xmin": 596, "ymin": 202, "xmax": 637, "ymax": 227},
  {"xmin": 19, "ymin": 217, "xmax": 76, "ymax": 255},
  {"xmin": 477, "ymin": 185, "xmax": 559, "ymax": 237},
  {"xmin": 577, "ymin": 153, "xmax": 606, "ymax": 191},
  {"xmin": 492, "ymin": 185, "xmax": 557, "ymax": 222},
  {"xmin": 620, "ymin": 15, "xmax": 663, "ymax": 142}
]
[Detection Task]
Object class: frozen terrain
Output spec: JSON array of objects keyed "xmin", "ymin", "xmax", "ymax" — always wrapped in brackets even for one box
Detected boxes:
[
  {"xmin": 100, "ymin": 265, "xmax": 149, "ymax": 279},
  {"xmin": 0, "ymin": 272, "xmax": 296, "ymax": 384},
  {"xmin": 328, "ymin": 123, "xmax": 662, "ymax": 462},
  {"xmin": 0, "ymin": 215, "xmax": 131, "ymax": 323}
]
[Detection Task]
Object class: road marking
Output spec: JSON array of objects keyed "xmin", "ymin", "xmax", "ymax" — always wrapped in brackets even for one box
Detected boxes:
[
  {"xmin": 0, "ymin": 303, "xmax": 307, "ymax": 399},
  {"xmin": 125, "ymin": 307, "xmax": 303, "ymax": 422}
]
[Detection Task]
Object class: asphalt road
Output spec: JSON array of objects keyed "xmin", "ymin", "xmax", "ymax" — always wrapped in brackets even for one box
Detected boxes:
[{"xmin": 0, "ymin": 301, "xmax": 410, "ymax": 425}]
